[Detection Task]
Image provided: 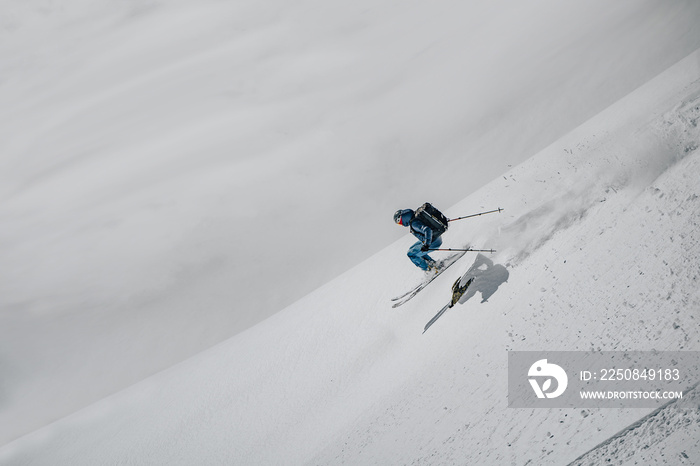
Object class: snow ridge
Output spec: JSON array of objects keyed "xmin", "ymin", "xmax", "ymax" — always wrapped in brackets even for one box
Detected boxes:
[{"xmin": 569, "ymin": 383, "xmax": 700, "ymax": 466}]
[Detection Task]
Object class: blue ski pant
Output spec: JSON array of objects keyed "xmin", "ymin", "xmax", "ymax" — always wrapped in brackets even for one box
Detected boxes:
[{"xmin": 407, "ymin": 237, "xmax": 442, "ymax": 270}]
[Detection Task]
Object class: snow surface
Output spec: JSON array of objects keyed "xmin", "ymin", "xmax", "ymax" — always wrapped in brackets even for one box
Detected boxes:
[
  {"xmin": 4, "ymin": 0, "xmax": 700, "ymax": 447},
  {"xmin": 2, "ymin": 40, "xmax": 700, "ymax": 466},
  {"xmin": 571, "ymin": 384, "xmax": 700, "ymax": 465}
]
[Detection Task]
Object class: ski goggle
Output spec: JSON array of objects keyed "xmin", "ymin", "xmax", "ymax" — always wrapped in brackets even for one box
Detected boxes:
[{"xmin": 394, "ymin": 211, "xmax": 403, "ymax": 224}]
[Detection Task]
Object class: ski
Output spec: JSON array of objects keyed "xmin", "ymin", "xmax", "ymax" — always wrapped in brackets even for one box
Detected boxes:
[
  {"xmin": 423, "ymin": 304, "xmax": 450, "ymax": 333},
  {"xmin": 423, "ymin": 277, "xmax": 474, "ymax": 333},
  {"xmin": 391, "ymin": 251, "xmax": 467, "ymax": 308}
]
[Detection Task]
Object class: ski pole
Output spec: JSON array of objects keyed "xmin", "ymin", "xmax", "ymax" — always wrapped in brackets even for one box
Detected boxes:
[
  {"xmin": 429, "ymin": 248, "xmax": 496, "ymax": 253},
  {"xmin": 448, "ymin": 207, "xmax": 503, "ymax": 222}
]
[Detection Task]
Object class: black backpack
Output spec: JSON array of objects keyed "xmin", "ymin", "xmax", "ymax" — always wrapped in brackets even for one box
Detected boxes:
[{"xmin": 411, "ymin": 202, "xmax": 449, "ymax": 237}]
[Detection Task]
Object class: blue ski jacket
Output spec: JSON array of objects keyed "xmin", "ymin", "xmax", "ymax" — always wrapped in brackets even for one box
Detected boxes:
[{"xmin": 397, "ymin": 209, "xmax": 440, "ymax": 246}]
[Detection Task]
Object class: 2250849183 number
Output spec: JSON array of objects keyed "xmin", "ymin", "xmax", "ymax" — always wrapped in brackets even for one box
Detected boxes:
[{"xmin": 600, "ymin": 368, "xmax": 680, "ymax": 381}]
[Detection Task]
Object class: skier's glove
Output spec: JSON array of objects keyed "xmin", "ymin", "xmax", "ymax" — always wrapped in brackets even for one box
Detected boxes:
[{"xmin": 421, "ymin": 244, "xmax": 430, "ymax": 252}]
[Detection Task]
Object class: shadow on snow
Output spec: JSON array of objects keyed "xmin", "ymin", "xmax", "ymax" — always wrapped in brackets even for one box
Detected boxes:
[{"xmin": 455, "ymin": 253, "xmax": 509, "ymax": 305}]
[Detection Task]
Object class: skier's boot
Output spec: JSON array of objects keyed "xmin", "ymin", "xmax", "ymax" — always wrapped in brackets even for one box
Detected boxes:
[{"xmin": 425, "ymin": 260, "xmax": 440, "ymax": 275}]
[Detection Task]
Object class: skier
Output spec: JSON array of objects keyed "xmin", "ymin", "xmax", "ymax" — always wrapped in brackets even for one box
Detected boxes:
[{"xmin": 394, "ymin": 207, "xmax": 445, "ymax": 272}]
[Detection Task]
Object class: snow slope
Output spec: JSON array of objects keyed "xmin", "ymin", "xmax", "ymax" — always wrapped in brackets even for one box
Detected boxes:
[
  {"xmin": 4, "ymin": 0, "xmax": 700, "ymax": 446},
  {"xmin": 571, "ymin": 384, "xmax": 700, "ymax": 465},
  {"xmin": 2, "ymin": 47, "xmax": 699, "ymax": 465}
]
